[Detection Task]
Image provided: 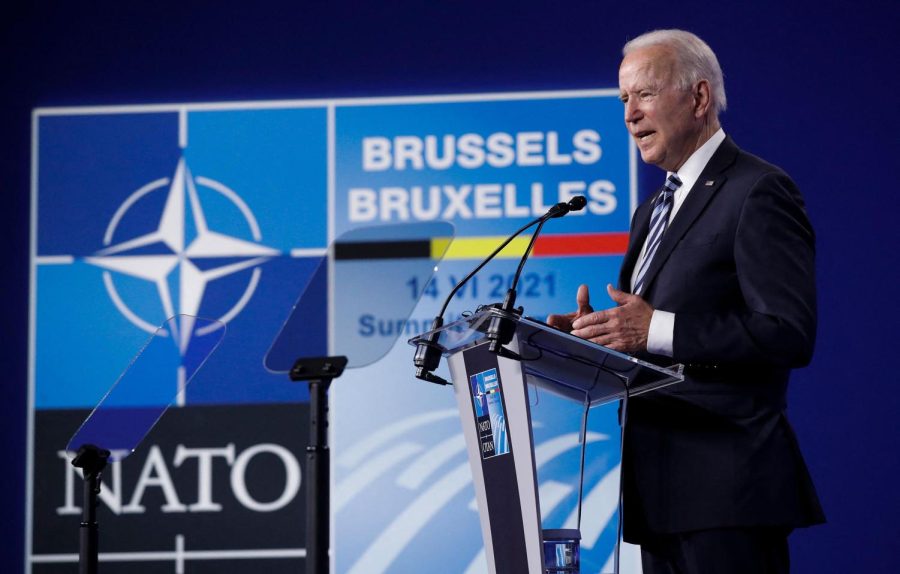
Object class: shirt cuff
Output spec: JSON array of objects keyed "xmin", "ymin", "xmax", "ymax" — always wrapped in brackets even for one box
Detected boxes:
[{"xmin": 647, "ymin": 310, "xmax": 675, "ymax": 357}]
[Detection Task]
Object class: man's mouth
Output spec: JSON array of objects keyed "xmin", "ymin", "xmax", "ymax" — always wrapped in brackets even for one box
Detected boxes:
[{"xmin": 635, "ymin": 130, "xmax": 655, "ymax": 142}]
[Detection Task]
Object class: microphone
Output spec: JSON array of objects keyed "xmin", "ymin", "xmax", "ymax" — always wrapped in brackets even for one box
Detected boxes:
[
  {"xmin": 414, "ymin": 196, "xmax": 587, "ymax": 383},
  {"xmin": 546, "ymin": 195, "xmax": 588, "ymax": 219},
  {"xmin": 486, "ymin": 195, "xmax": 587, "ymax": 355}
]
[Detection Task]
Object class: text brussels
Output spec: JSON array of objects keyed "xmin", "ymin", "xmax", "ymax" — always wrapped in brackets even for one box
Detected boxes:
[{"xmin": 349, "ymin": 129, "xmax": 617, "ymax": 222}]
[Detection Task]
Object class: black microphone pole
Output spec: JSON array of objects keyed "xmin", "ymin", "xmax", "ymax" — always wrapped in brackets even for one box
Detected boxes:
[
  {"xmin": 414, "ymin": 196, "xmax": 588, "ymax": 382},
  {"xmin": 487, "ymin": 195, "xmax": 587, "ymax": 355},
  {"xmin": 414, "ymin": 214, "xmax": 545, "ymax": 385}
]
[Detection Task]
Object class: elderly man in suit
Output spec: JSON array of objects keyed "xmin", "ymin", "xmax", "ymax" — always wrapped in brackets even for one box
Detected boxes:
[{"xmin": 548, "ymin": 29, "xmax": 824, "ymax": 573}]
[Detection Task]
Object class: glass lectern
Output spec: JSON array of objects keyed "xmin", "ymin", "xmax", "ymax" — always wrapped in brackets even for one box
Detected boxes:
[{"xmin": 410, "ymin": 306, "xmax": 683, "ymax": 574}]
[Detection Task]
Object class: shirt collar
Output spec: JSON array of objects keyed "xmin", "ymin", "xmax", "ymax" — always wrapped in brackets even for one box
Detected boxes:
[{"xmin": 668, "ymin": 128, "xmax": 726, "ymax": 193}]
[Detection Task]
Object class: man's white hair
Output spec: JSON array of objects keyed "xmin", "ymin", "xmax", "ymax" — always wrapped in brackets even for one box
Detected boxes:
[{"xmin": 623, "ymin": 29, "xmax": 727, "ymax": 116}]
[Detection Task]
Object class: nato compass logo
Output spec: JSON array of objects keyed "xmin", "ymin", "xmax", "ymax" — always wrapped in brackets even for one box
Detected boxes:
[
  {"xmin": 84, "ymin": 155, "xmax": 277, "ymax": 352},
  {"xmin": 34, "ymin": 107, "xmax": 328, "ymax": 410}
]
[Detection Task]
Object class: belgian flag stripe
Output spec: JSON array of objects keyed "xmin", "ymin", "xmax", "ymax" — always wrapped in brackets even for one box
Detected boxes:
[{"xmin": 333, "ymin": 232, "xmax": 629, "ymax": 261}]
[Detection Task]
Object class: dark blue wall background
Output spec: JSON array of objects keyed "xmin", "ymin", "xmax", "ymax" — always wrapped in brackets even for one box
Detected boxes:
[{"xmin": 2, "ymin": 1, "xmax": 898, "ymax": 571}]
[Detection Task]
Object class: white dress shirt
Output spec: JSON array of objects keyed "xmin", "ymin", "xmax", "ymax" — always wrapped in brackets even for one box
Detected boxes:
[{"xmin": 630, "ymin": 128, "xmax": 726, "ymax": 357}]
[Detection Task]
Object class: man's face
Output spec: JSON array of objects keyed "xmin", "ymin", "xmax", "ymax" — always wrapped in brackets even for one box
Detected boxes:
[{"xmin": 618, "ymin": 45, "xmax": 702, "ymax": 172}]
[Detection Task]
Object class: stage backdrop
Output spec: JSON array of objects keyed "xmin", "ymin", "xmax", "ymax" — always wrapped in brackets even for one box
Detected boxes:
[
  {"xmin": 7, "ymin": 3, "xmax": 899, "ymax": 574},
  {"xmin": 30, "ymin": 90, "xmax": 641, "ymax": 573}
]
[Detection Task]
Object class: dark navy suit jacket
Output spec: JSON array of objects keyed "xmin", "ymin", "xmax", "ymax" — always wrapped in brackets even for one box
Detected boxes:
[{"xmin": 618, "ymin": 136, "xmax": 825, "ymax": 542}]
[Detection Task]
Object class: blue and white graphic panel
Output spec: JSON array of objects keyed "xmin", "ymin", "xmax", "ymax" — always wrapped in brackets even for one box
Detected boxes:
[
  {"xmin": 31, "ymin": 103, "xmax": 330, "ymax": 573},
  {"xmin": 34, "ymin": 106, "xmax": 329, "ymax": 410}
]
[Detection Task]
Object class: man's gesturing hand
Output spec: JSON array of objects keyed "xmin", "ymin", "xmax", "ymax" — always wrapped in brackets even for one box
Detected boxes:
[
  {"xmin": 570, "ymin": 284, "xmax": 654, "ymax": 353},
  {"xmin": 546, "ymin": 284, "xmax": 594, "ymax": 332}
]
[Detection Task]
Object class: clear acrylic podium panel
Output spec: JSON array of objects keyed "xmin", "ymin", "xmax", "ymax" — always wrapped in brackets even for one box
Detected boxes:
[
  {"xmin": 410, "ymin": 307, "xmax": 683, "ymax": 407},
  {"xmin": 66, "ymin": 315, "xmax": 226, "ymax": 462},
  {"xmin": 525, "ymin": 379, "xmax": 598, "ymax": 529},
  {"xmin": 264, "ymin": 221, "xmax": 454, "ymax": 372},
  {"xmin": 411, "ymin": 307, "xmax": 683, "ymax": 571}
]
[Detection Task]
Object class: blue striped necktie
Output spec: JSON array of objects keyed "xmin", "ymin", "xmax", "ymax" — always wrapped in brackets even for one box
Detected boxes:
[{"xmin": 633, "ymin": 173, "xmax": 682, "ymax": 295}]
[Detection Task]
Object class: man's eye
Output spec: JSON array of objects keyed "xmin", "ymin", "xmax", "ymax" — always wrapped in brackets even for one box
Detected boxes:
[{"xmin": 639, "ymin": 92, "xmax": 654, "ymax": 101}]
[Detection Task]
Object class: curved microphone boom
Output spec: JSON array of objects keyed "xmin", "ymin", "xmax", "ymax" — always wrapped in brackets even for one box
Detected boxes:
[
  {"xmin": 414, "ymin": 196, "xmax": 587, "ymax": 384},
  {"xmin": 487, "ymin": 195, "xmax": 587, "ymax": 354}
]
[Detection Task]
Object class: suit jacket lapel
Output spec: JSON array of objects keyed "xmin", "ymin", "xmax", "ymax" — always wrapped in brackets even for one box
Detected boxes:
[{"xmin": 634, "ymin": 137, "xmax": 740, "ymax": 296}]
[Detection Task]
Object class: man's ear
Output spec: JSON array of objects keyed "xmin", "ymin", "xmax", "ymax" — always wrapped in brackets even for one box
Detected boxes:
[{"xmin": 693, "ymin": 79, "xmax": 712, "ymax": 118}]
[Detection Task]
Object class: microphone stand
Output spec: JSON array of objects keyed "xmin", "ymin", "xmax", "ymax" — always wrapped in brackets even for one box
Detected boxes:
[
  {"xmin": 414, "ymin": 196, "xmax": 587, "ymax": 382},
  {"xmin": 489, "ymin": 195, "xmax": 587, "ymax": 357},
  {"xmin": 413, "ymin": 215, "xmax": 542, "ymax": 385},
  {"xmin": 485, "ymin": 217, "xmax": 546, "ymax": 359}
]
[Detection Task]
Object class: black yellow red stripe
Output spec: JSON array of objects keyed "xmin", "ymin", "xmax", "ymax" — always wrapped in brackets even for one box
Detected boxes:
[{"xmin": 335, "ymin": 232, "xmax": 629, "ymax": 260}]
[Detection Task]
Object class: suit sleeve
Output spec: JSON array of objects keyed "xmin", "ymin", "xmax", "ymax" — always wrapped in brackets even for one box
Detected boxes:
[{"xmin": 673, "ymin": 171, "xmax": 817, "ymax": 368}]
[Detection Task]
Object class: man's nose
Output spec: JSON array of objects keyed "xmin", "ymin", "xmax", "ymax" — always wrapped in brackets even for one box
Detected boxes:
[{"xmin": 624, "ymin": 99, "xmax": 642, "ymax": 123}]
